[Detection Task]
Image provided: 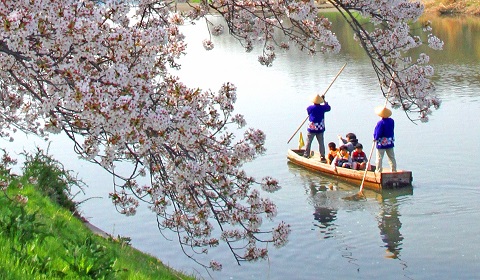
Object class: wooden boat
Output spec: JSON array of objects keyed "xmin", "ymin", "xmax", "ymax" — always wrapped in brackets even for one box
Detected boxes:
[{"xmin": 287, "ymin": 149, "xmax": 413, "ymax": 191}]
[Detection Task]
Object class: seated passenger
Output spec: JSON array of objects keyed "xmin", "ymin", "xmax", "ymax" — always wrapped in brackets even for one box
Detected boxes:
[
  {"xmin": 332, "ymin": 145, "xmax": 352, "ymax": 168},
  {"xmin": 338, "ymin": 132, "xmax": 359, "ymax": 155},
  {"xmin": 351, "ymin": 143, "xmax": 369, "ymax": 170},
  {"xmin": 326, "ymin": 142, "xmax": 339, "ymax": 165}
]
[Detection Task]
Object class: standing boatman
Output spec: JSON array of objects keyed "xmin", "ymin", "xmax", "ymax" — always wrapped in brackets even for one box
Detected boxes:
[
  {"xmin": 373, "ymin": 106, "xmax": 397, "ymax": 172},
  {"xmin": 303, "ymin": 94, "xmax": 331, "ymax": 162}
]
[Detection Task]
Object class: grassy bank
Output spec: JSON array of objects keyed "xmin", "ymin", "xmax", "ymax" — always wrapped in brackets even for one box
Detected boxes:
[{"xmin": 0, "ymin": 149, "xmax": 195, "ymax": 280}]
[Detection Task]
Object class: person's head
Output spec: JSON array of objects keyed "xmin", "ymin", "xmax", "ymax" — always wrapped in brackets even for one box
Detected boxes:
[
  {"xmin": 311, "ymin": 94, "xmax": 324, "ymax": 104},
  {"xmin": 375, "ymin": 106, "xmax": 392, "ymax": 118},
  {"xmin": 355, "ymin": 143, "xmax": 363, "ymax": 151},
  {"xmin": 345, "ymin": 133, "xmax": 357, "ymax": 142},
  {"xmin": 339, "ymin": 145, "xmax": 348, "ymax": 155},
  {"xmin": 328, "ymin": 142, "xmax": 336, "ymax": 150}
]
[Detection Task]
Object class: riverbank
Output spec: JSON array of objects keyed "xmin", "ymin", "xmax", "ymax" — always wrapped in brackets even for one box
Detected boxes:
[
  {"xmin": 0, "ymin": 151, "xmax": 195, "ymax": 280},
  {"xmin": 423, "ymin": 0, "xmax": 480, "ymax": 15}
]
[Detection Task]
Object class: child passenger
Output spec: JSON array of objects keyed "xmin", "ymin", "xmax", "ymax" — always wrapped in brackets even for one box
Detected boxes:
[
  {"xmin": 351, "ymin": 143, "xmax": 369, "ymax": 170},
  {"xmin": 326, "ymin": 142, "xmax": 339, "ymax": 165},
  {"xmin": 332, "ymin": 145, "xmax": 351, "ymax": 168}
]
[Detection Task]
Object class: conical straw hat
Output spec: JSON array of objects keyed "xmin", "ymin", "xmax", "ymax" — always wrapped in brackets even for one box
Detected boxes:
[
  {"xmin": 311, "ymin": 94, "xmax": 324, "ymax": 104},
  {"xmin": 375, "ymin": 106, "xmax": 392, "ymax": 118}
]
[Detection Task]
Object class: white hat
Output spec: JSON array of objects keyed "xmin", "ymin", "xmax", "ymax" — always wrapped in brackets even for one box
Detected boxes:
[
  {"xmin": 375, "ymin": 106, "xmax": 392, "ymax": 118},
  {"xmin": 311, "ymin": 94, "xmax": 324, "ymax": 104}
]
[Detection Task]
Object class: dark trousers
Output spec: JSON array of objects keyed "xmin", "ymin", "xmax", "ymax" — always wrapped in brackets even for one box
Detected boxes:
[{"xmin": 304, "ymin": 132, "xmax": 325, "ymax": 158}]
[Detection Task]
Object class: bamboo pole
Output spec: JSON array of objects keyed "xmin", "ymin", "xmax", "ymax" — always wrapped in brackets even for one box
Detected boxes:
[{"xmin": 286, "ymin": 62, "xmax": 347, "ymax": 144}]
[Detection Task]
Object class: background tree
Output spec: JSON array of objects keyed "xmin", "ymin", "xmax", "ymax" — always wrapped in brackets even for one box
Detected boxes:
[{"xmin": 0, "ymin": 0, "xmax": 441, "ymax": 270}]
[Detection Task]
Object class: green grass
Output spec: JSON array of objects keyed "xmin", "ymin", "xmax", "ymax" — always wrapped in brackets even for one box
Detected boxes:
[{"xmin": 0, "ymin": 149, "xmax": 195, "ymax": 280}]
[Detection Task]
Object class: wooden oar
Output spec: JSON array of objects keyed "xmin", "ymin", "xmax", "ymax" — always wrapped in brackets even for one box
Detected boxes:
[
  {"xmin": 287, "ymin": 116, "xmax": 309, "ymax": 144},
  {"xmin": 286, "ymin": 62, "xmax": 347, "ymax": 144},
  {"xmin": 358, "ymin": 141, "xmax": 376, "ymax": 194},
  {"xmin": 343, "ymin": 140, "xmax": 375, "ymax": 201}
]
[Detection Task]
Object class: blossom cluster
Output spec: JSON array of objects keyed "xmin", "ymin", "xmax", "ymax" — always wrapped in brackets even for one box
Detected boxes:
[
  {"xmin": 334, "ymin": 0, "xmax": 443, "ymax": 120},
  {"xmin": 185, "ymin": 0, "xmax": 341, "ymax": 57}
]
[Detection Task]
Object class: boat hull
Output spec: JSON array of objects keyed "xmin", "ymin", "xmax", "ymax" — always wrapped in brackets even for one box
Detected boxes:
[{"xmin": 287, "ymin": 149, "xmax": 413, "ymax": 191}]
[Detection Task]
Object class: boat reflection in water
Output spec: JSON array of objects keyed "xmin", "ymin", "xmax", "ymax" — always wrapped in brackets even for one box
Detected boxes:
[{"xmin": 287, "ymin": 162, "xmax": 413, "ymax": 259}]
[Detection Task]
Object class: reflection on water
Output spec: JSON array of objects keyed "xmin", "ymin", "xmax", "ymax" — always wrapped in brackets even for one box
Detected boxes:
[
  {"xmin": 418, "ymin": 15, "xmax": 480, "ymax": 65},
  {"xmin": 311, "ymin": 184, "xmax": 338, "ymax": 238},
  {"xmin": 322, "ymin": 12, "xmax": 480, "ymax": 66},
  {"xmin": 313, "ymin": 206, "xmax": 338, "ymax": 236},
  {"xmin": 378, "ymin": 198, "xmax": 404, "ymax": 259},
  {"xmin": 287, "ymin": 161, "xmax": 413, "ymax": 260},
  {"xmin": 323, "ymin": 12, "xmax": 480, "ymax": 100}
]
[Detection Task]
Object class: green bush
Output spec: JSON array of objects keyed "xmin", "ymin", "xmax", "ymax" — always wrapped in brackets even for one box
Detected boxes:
[{"xmin": 21, "ymin": 147, "xmax": 86, "ymax": 213}]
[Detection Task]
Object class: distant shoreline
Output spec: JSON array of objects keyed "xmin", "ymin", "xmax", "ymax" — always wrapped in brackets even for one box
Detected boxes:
[
  {"xmin": 174, "ymin": 2, "xmax": 480, "ymax": 16},
  {"xmin": 423, "ymin": 0, "xmax": 480, "ymax": 16}
]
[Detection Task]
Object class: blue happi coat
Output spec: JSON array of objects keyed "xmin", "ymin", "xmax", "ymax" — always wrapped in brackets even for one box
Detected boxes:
[
  {"xmin": 374, "ymin": 117, "xmax": 395, "ymax": 149},
  {"xmin": 306, "ymin": 103, "xmax": 331, "ymax": 133}
]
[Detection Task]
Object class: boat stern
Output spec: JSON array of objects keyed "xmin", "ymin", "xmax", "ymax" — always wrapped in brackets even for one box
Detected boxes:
[{"xmin": 381, "ymin": 171, "xmax": 413, "ymax": 188}]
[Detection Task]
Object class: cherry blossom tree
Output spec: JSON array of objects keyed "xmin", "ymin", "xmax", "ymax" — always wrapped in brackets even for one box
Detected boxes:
[{"xmin": 0, "ymin": 0, "xmax": 441, "ymax": 270}]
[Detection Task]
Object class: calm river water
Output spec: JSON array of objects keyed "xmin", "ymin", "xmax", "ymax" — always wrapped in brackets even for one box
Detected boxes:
[{"xmin": 2, "ymin": 14, "xmax": 480, "ymax": 280}]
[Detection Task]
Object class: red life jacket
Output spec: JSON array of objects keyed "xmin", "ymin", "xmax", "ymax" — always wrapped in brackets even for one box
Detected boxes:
[{"xmin": 352, "ymin": 151, "xmax": 366, "ymax": 163}]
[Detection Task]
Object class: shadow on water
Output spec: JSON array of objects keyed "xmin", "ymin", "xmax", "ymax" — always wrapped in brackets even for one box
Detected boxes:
[{"xmin": 287, "ymin": 161, "xmax": 413, "ymax": 261}]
